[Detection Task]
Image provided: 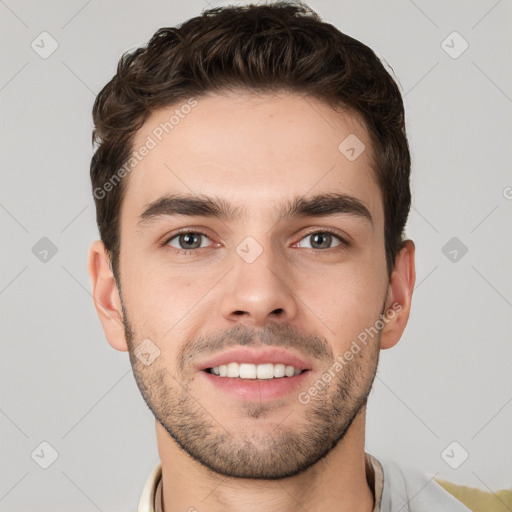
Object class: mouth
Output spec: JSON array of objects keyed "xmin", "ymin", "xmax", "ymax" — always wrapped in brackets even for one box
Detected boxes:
[
  {"xmin": 199, "ymin": 363, "xmax": 312, "ymax": 402},
  {"xmin": 196, "ymin": 347, "xmax": 314, "ymax": 401}
]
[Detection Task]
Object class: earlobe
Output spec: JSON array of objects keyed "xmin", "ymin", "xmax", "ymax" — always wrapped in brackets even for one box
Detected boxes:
[
  {"xmin": 380, "ymin": 239, "xmax": 416, "ymax": 350},
  {"xmin": 87, "ymin": 240, "xmax": 128, "ymax": 352}
]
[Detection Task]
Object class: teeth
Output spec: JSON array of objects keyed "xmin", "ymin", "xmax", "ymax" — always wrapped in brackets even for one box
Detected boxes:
[
  {"xmin": 240, "ymin": 363, "xmax": 257, "ymax": 379},
  {"xmin": 273, "ymin": 364, "xmax": 286, "ymax": 378},
  {"xmin": 256, "ymin": 363, "xmax": 273, "ymax": 379},
  {"xmin": 210, "ymin": 363, "xmax": 303, "ymax": 379},
  {"xmin": 227, "ymin": 362, "xmax": 239, "ymax": 378},
  {"xmin": 285, "ymin": 365, "xmax": 296, "ymax": 377}
]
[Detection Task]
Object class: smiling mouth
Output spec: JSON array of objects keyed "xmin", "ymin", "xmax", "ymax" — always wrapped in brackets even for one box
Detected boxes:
[{"xmin": 203, "ymin": 362, "xmax": 309, "ymax": 380}]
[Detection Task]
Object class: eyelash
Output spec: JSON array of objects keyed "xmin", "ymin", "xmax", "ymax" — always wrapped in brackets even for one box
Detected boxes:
[{"xmin": 160, "ymin": 228, "xmax": 349, "ymax": 256}]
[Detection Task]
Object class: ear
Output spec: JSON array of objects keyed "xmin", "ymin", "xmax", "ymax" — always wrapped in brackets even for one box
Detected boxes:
[
  {"xmin": 380, "ymin": 239, "xmax": 416, "ymax": 350},
  {"xmin": 87, "ymin": 240, "xmax": 128, "ymax": 352}
]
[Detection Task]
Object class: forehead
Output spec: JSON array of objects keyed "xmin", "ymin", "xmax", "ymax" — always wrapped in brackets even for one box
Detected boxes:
[{"xmin": 121, "ymin": 91, "xmax": 382, "ymax": 227}]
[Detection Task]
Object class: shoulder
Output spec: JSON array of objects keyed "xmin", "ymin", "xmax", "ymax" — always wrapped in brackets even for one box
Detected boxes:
[
  {"xmin": 373, "ymin": 455, "xmax": 474, "ymax": 512},
  {"xmin": 435, "ymin": 477, "xmax": 512, "ymax": 512}
]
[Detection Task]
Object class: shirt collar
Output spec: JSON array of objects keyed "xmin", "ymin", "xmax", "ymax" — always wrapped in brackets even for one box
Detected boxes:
[{"xmin": 139, "ymin": 452, "xmax": 384, "ymax": 512}]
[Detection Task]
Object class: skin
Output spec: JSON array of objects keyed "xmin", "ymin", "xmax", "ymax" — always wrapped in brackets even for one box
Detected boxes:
[{"xmin": 88, "ymin": 90, "xmax": 415, "ymax": 512}]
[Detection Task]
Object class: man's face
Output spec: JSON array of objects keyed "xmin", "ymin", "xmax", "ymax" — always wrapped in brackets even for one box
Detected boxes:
[{"xmin": 115, "ymin": 91, "xmax": 391, "ymax": 479}]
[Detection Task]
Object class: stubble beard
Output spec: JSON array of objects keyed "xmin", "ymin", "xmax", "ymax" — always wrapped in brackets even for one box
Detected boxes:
[{"xmin": 123, "ymin": 311, "xmax": 381, "ymax": 480}]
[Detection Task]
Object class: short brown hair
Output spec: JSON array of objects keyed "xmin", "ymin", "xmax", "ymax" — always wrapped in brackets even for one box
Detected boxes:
[{"xmin": 90, "ymin": 1, "xmax": 411, "ymax": 282}]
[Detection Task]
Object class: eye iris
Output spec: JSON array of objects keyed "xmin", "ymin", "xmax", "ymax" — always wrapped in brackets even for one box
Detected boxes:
[
  {"xmin": 311, "ymin": 233, "xmax": 331, "ymax": 249},
  {"xmin": 180, "ymin": 233, "xmax": 202, "ymax": 249}
]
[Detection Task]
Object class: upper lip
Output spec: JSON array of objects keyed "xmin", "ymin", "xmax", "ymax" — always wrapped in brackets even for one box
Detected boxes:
[{"xmin": 197, "ymin": 347, "xmax": 314, "ymax": 372}]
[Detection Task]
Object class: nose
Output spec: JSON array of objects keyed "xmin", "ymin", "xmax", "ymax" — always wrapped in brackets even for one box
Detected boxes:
[{"xmin": 220, "ymin": 241, "xmax": 299, "ymax": 328}]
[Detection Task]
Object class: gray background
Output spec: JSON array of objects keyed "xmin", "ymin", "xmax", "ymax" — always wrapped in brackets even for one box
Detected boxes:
[{"xmin": 1, "ymin": 0, "xmax": 511, "ymax": 510}]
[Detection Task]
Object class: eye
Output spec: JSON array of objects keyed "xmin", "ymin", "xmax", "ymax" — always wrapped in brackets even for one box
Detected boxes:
[
  {"xmin": 296, "ymin": 230, "xmax": 347, "ymax": 250},
  {"xmin": 165, "ymin": 231, "xmax": 212, "ymax": 252},
  {"xmin": 161, "ymin": 228, "xmax": 348, "ymax": 255}
]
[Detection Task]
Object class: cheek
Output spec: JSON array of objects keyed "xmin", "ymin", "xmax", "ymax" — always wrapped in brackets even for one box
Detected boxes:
[
  {"xmin": 305, "ymin": 264, "xmax": 387, "ymax": 349},
  {"xmin": 124, "ymin": 262, "xmax": 214, "ymax": 336}
]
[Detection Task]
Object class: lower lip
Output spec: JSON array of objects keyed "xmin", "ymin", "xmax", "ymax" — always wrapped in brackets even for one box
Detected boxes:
[{"xmin": 199, "ymin": 369, "xmax": 312, "ymax": 402}]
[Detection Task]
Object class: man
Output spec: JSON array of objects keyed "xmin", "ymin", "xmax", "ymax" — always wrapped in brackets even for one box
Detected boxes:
[{"xmin": 87, "ymin": 2, "xmax": 477, "ymax": 511}]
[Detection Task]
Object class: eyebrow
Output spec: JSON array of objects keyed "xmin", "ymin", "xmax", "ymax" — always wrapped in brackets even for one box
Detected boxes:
[{"xmin": 137, "ymin": 192, "xmax": 373, "ymax": 227}]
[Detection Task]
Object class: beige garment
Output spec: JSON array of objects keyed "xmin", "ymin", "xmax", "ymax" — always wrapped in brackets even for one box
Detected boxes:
[{"xmin": 139, "ymin": 452, "xmax": 384, "ymax": 512}]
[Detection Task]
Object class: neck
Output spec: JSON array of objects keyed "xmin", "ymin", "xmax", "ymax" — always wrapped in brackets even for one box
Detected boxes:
[{"xmin": 156, "ymin": 407, "xmax": 375, "ymax": 512}]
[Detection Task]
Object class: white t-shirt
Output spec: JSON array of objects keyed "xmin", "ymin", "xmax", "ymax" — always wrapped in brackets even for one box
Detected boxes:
[{"xmin": 137, "ymin": 452, "xmax": 472, "ymax": 512}]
